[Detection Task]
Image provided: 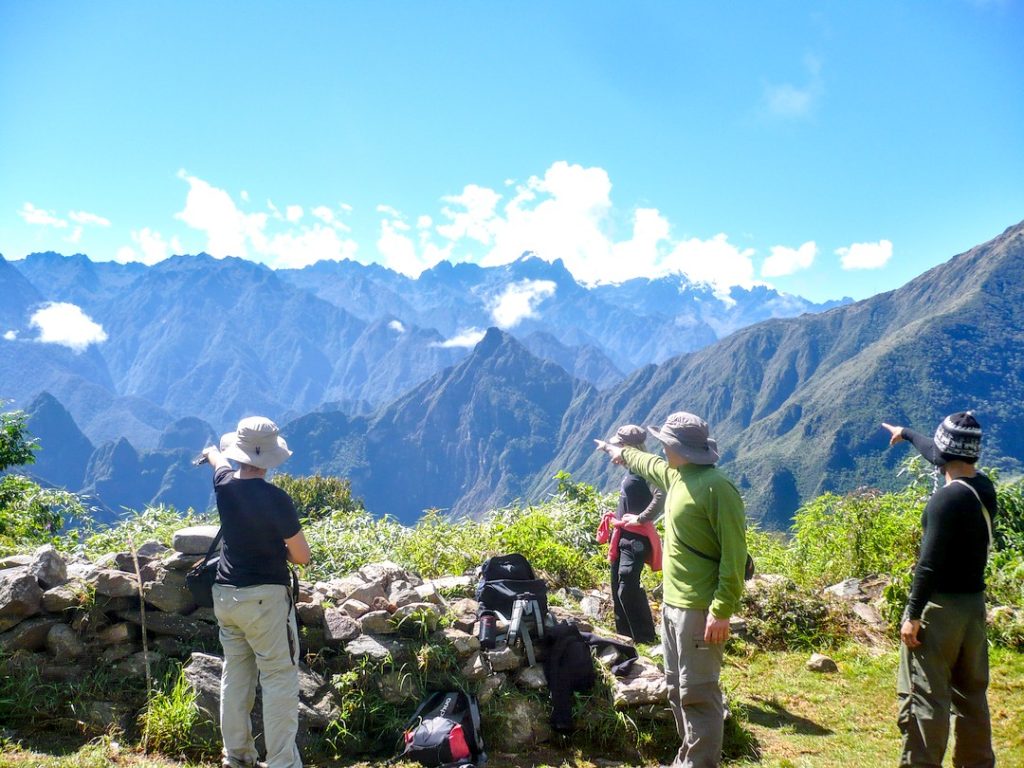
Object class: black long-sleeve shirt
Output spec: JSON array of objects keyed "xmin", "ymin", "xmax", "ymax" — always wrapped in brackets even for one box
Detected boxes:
[
  {"xmin": 906, "ymin": 471, "xmax": 997, "ymax": 620},
  {"xmin": 900, "ymin": 427, "xmax": 946, "ymax": 466},
  {"xmin": 616, "ymin": 472, "xmax": 666, "ymax": 523}
]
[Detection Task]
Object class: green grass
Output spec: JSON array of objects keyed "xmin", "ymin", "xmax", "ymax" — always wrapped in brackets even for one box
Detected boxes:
[{"xmin": 721, "ymin": 643, "xmax": 1024, "ymax": 767}]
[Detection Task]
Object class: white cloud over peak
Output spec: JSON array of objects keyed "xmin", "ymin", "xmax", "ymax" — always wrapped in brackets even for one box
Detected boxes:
[
  {"xmin": 3, "ymin": 330, "xmax": 17, "ymax": 341},
  {"xmin": 69, "ymin": 210, "xmax": 111, "ymax": 227},
  {"xmin": 176, "ymin": 170, "xmax": 268, "ymax": 257},
  {"xmin": 837, "ymin": 239, "xmax": 892, "ymax": 270},
  {"xmin": 19, "ymin": 203, "xmax": 67, "ymax": 228},
  {"xmin": 29, "ymin": 302, "xmax": 108, "ymax": 352},
  {"xmin": 762, "ymin": 241, "xmax": 818, "ymax": 277},
  {"xmin": 664, "ymin": 234, "xmax": 757, "ymax": 298},
  {"xmin": 174, "ymin": 172, "xmax": 359, "ymax": 268},
  {"xmin": 489, "ymin": 279, "xmax": 557, "ymax": 329},
  {"xmin": 433, "ymin": 328, "xmax": 486, "ymax": 348},
  {"xmin": 395, "ymin": 161, "xmax": 756, "ymax": 292},
  {"xmin": 388, "ymin": 320, "xmax": 406, "ymax": 333}
]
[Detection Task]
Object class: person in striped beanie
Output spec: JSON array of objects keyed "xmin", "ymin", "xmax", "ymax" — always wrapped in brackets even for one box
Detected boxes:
[{"xmin": 882, "ymin": 411, "xmax": 996, "ymax": 768}]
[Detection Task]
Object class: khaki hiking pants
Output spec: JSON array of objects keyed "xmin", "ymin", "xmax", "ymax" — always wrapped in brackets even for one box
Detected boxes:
[
  {"xmin": 662, "ymin": 604, "xmax": 725, "ymax": 768},
  {"xmin": 897, "ymin": 591, "xmax": 994, "ymax": 768},
  {"xmin": 213, "ymin": 583, "xmax": 302, "ymax": 768}
]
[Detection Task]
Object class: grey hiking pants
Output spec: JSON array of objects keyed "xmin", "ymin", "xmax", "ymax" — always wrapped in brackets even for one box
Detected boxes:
[
  {"xmin": 662, "ymin": 604, "xmax": 725, "ymax": 768},
  {"xmin": 213, "ymin": 583, "xmax": 302, "ymax": 768},
  {"xmin": 897, "ymin": 591, "xmax": 994, "ymax": 768}
]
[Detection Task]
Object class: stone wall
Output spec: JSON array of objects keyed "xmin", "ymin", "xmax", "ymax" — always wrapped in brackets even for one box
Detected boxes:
[{"xmin": 0, "ymin": 528, "xmax": 669, "ymax": 751}]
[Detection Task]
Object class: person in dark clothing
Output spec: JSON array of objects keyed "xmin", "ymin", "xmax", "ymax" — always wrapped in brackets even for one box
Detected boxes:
[
  {"xmin": 202, "ymin": 416, "xmax": 311, "ymax": 768},
  {"xmin": 882, "ymin": 412, "xmax": 996, "ymax": 768},
  {"xmin": 596, "ymin": 424, "xmax": 664, "ymax": 644}
]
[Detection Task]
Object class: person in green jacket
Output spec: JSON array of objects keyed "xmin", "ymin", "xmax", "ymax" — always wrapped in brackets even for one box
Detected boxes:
[{"xmin": 596, "ymin": 411, "xmax": 747, "ymax": 768}]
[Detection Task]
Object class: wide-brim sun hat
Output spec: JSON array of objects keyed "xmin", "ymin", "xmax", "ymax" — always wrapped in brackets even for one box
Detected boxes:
[
  {"xmin": 608, "ymin": 424, "xmax": 647, "ymax": 447},
  {"xmin": 647, "ymin": 411, "xmax": 720, "ymax": 465},
  {"xmin": 220, "ymin": 416, "xmax": 292, "ymax": 470}
]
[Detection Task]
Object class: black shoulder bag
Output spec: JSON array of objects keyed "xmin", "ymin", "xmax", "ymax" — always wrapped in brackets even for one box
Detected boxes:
[
  {"xmin": 185, "ymin": 528, "xmax": 223, "ymax": 608},
  {"xmin": 681, "ymin": 540, "xmax": 756, "ymax": 581}
]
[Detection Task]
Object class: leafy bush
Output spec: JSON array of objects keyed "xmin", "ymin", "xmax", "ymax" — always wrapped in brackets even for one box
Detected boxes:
[
  {"xmin": 0, "ymin": 406, "xmax": 37, "ymax": 472},
  {"xmin": 391, "ymin": 508, "xmax": 487, "ymax": 579},
  {"xmin": 301, "ymin": 507, "xmax": 405, "ymax": 583},
  {"xmin": 273, "ymin": 472, "xmax": 364, "ymax": 521},
  {"xmin": 0, "ymin": 474, "xmax": 92, "ymax": 553},
  {"xmin": 740, "ymin": 580, "xmax": 850, "ymax": 650},
  {"xmin": 787, "ymin": 488, "xmax": 923, "ymax": 589}
]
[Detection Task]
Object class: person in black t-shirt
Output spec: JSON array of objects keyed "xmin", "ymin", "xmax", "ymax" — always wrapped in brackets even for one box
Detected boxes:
[
  {"xmin": 599, "ymin": 424, "xmax": 664, "ymax": 644},
  {"xmin": 201, "ymin": 416, "xmax": 311, "ymax": 768},
  {"xmin": 882, "ymin": 411, "xmax": 996, "ymax": 768}
]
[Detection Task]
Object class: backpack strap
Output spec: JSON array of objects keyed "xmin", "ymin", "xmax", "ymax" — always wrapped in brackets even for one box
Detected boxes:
[
  {"xmin": 199, "ymin": 528, "xmax": 223, "ymax": 566},
  {"xmin": 465, "ymin": 694, "xmax": 485, "ymax": 755},
  {"xmin": 951, "ymin": 478, "xmax": 994, "ymax": 555},
  {"xmin": 402, "ymin": 691, "xmax": 445, "ymax": 732}
]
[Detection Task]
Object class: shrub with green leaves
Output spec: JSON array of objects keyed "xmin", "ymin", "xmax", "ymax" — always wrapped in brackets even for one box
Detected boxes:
[
  {"xmin": 788, "ymin": 488, "xmax": 923, "ymax": 589},
  {"xmin": 740, "ymin": 580, "xmax": 850, "ymax": 650},
  {"xmin": 0, "ymin": 405, "xmax": 37, "ymax": 472},
  {"xmin": 0, "ymin": 474, "xmax": 92, "ymax": 553},
  {"xmin": 273, "ymin": 472, "xmax": 364, "ymax": 521}
]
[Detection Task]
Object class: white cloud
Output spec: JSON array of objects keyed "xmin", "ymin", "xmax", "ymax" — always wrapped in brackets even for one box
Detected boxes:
[
  {"xmin": 762, "ymin": 241, "xmax": 818, "ymax": 277},
  {"xmin": 388, "ymin": 320, "xmax": 406, "ymax": 333},
  {"xmin": 114, "ymin": 230, "xmax": 180, "ymax": 266},
  {"xmin": 312, "ymin": 206, "xmax": 335, "ymax": 224},
  {"xmin": 69, "ymin": 210, "xmax": 111, "ymax": 227},
  {"xmin": 174, "ymin": 172, "xmax": 359, "ymax": 268},
  {"xmin": 268, "ymin": 226, "xmax": 358, "ymax": 269},
  {"xmin": 397, "ymin": 161, "xmax": 764, "ymax": 291},
  {"xmin": 417, "ymin": 215, "xmax": 433, "ymax": 229},
  {"xmin": 437, "ymin": 185, "xmax": 503, "ymax": 244},
  {"xmin": 376, "ymin": 211, "xmax": 451, "ymax": 277},
  {"xmin": 3, "ymin": 330, "xmax": 16, "ymax": 340},
  {"xmin": 489, "ymin": 279, "xmax": 557, "ymax": 329},
  {"xmin": 19, "ymin": 203, "xmax": 67, "ymax": 228},
  {"xmin": 29, "ymin": 302, "xmax": 108, "ymax": 352},
  {"xmin": 240, "ymin": 190, "xmax": 250, "ymax": 202},
  {"xmin": 432, "ymin": 328, "xmax": 486, "ymax": 348},
  {"xmin": 663, "ymin": 234, "xmax": 757, "ymax": 298},
  {"xmin": 175, "ymin": 170, "xmax": 268, "ymax": 257},
  {"xmin": 377, "ymin": 204, "xmax": 402, "ymax": 217},
  {"xmin": 837, "ymin": 239, "xmax": 893, "ymax": 270},
  {"xmin": 762, "ymin": 54, "xmax": 824, "ymax": 119},
  {"xmin": 65, "ymin": 226, "xmax": 83, "ymax": 244}
]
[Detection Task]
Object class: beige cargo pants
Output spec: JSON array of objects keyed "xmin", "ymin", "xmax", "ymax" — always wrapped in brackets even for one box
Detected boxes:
[
  {"xmin": 662, "ymin": 604, "xmax": 725, "ymax": 768},
  {"xmin": 213, "ymin": 583, "xmax": 302, "ymax": 768},
  {"xmin": 897, "ymin": 591, "xmax": 994, "ymax": 768}
]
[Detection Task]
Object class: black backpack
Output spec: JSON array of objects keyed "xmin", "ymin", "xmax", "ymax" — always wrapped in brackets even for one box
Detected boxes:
[
  {"xmin": 400, "ymin": 691, "xmax": 485, "ymax": 768},
  {"xmin": 475, "ymin": 553, "xmax": 548, "ymax": 620},
  {"xmin": 543, "ymin": 620, "xmax": 596, "ymax": 732}
]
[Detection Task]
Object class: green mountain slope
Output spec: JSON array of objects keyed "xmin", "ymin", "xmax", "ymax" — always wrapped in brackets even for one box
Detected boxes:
[{"xmin": 537, "ymin": 221, "xmax": 1024, "ymax": 526}]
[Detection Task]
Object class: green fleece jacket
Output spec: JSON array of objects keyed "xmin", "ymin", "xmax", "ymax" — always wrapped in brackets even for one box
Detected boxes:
[{"xmin": 622, "ymin": 447, "xmax": 747, "ymax": 618}]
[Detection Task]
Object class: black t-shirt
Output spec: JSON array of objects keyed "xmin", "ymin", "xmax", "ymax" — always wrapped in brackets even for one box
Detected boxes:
[
  {"xmin": 906, "ymin": 472, "xmax": 998, "ymax": 619},
  {"xmin": 213, "ymin": 466, "xmax": 302, "ymax": 588},
  {"xmin": 617, "ymin": 473, "xmax": 654, "ymax": 522}
]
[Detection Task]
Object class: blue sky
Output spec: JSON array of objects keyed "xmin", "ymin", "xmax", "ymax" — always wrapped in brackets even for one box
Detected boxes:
[{"xmin": 1, "ymin": 1, "xmax": 1021, "ymax": 302}]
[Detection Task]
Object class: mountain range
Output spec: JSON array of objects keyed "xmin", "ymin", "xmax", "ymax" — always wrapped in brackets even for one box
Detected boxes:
[{"xmin": 5, "ymin": 222, "xmax": 1021, "ymax": 526}]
